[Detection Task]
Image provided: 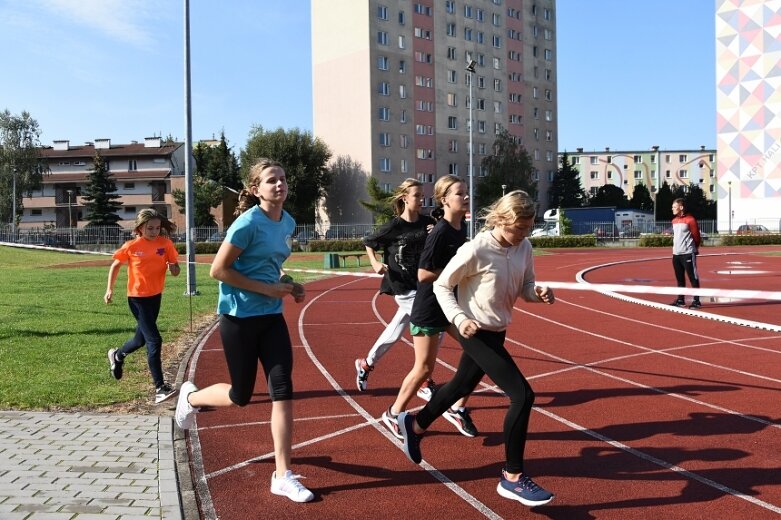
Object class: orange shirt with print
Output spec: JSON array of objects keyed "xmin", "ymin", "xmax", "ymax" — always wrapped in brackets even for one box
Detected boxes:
[{"xmin": 113, "ymin": 236, "xmax": 179, "ymax": 297}]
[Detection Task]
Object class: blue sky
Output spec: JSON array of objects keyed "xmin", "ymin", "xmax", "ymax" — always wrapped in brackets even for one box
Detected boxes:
[{"xmin": 0, "ymin": 0, "xmax": 715, "ymax": 155}]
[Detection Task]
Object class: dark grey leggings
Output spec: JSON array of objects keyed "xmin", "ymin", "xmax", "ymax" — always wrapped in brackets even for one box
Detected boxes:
[
  {"xmin": 416, "ymin": 329, "xmax": 535, "ymax": 474},
  {"xmin": 120, "ymin": 294, "xmax": 164, "ymax": 388},
  {"xmin": 672, "ymin": 253, "xmax": 700, "ymax": 300},
  {"xmin": 219, "ymin": 313, "xmax": 293, "ymax": 405}
]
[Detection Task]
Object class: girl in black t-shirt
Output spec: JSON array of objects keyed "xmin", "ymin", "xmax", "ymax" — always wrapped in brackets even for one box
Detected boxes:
[{"xmin": 354, "ymin": 179, "xmax": 434, "ymax": 396}]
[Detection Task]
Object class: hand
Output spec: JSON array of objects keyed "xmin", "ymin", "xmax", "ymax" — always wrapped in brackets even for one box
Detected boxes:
[
  {"xmin": 536, "ymin": 285, "xmax": 555, "ymax": 304},
  {"xmin": 168, "ymin": 263, "xmax": 181, "ymax": 276},
  {"xmin": 291, "ymin": 282, "xmax": 305, "ymax": 303},
  {"xmin": 104, "ymin": 290, "xmax": 113, "ymax": 304},
  {"xmin": 458, "ymin": 318, "xmax": 481, "ymax": 338},
  {"xmin": 372, "ymin": 262, "xmax": 388, "ymax": 275}
]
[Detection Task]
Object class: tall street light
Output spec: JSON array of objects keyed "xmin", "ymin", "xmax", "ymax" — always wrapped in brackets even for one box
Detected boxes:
[
  {"xmin": 465, "ymin": 58, "xmax": 477, "ymax": 239},
  {"xmin": 66, "ymin": 189, "xmax": 75, "ymax": 246},
  {"xmin": 728, "ymin": 180, "xmax": 732, "ymax": 234}
]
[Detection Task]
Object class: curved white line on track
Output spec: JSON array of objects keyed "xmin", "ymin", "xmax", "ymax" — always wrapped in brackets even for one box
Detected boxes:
[{"xmin": 297, "ymin": 277, "xmax": 503, "ymax": 519}]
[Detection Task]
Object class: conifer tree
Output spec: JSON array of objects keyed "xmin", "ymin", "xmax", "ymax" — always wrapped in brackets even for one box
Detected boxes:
[{"xmin": 82, "ymin": 152, "xmax": 122, "ymax": 226}]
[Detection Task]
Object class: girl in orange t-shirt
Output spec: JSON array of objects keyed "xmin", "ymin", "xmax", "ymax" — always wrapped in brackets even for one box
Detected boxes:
[{"xmin": 104, "ymin": 209, "xmax": 180, "ymax": 403}]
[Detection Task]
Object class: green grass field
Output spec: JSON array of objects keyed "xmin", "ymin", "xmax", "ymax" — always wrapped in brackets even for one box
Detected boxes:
[{"xmin": 0, "ymin": 246, "xmax": 348, "ymax": 410}]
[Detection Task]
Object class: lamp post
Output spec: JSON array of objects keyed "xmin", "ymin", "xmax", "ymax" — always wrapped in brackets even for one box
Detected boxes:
[
  {"xmin": 465, "ymin": 58, "xmax": 477, "ymax": 239},
  {"xmin": 728, "ymin": 181, "xmax": 732, "ymax": 234},
  {"xmin": 11, "ymin": 166, "xmax": 17, "ymax": 238},
  {"xmin": 66, "ymin": 189, "xmax": 75, "ymax": 246},
  {"xmin": 502, "ymin": 184, "xmax": 507, "ymax": 196}
]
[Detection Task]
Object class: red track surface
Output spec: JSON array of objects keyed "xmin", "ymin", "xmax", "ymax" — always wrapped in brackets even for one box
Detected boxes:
[{"xmin": 181, "ymin": 246, "xmax": 781, "ymax": 519}]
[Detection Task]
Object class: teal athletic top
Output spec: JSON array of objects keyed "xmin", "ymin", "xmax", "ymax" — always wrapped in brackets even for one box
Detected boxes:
[{"xmin": 216, "ymin": 205, "xmax": 296, "ymax": 317}]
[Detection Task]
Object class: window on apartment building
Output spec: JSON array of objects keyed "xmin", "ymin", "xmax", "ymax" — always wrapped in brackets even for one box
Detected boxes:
[
  {"xmin": 464, "ymin": 28, "xmax": 473, "ymax": 40},
  {"xmin": 590, "ymin": 156, "xmax": 598, "ymax": 164},
  {"xmin": 399, "ymin": 35, "xmax": 405, "ymax": 48},
  {"xmin": 533, "ymin": 46, "xmax": 538, "ymax": 57},
  {"xmin": 449, "ymin": 163, "xmax": 459, "ymax": 175},
  {"xmin": 380, "ymin": 157, "xmax": 391, "ymax": 172},
  {"xmin": 665, "ymin": 154, "xmax": 671, "ymax": 163},
  {"xmin": 128, "ymin": 160, "xmax": 137, "ymax": 171},
  {"xmin": 447, "ymin": 23, "xmax": 456, "ymax": 37},
  {"xmin": 679, "ymin": 154, "xmax": 688, "ymax": 162},
  {"xmin": 447, "ymin": 93, "xmax": 457, "ymax": 106},
  {"xmin": 543, "ymin": 8, "xmax": 552, "ymax": 20},
  {"xmin": 399, "ymin": 84, "xmax": 407, "ymax": 98},
  {"xmin": 590, "ymin": 171, "xmax": 599, "ymax": 179},
  {"xmin": 379, "ymin": 133, "xmax": 391, "ymax": 147},
  {"xmin": 474, "ymin": 98, "xmax": 484, "ymax": 110},
  {"xmin": 533, "ymin": 128, "xmax": 539, "ymax": 140},
  {"xmin": 399, "ymin": 11, "xmax": 405, "ymax": 24},
  {"xmin": 606, "ymin": 156, "xmax": 612, "ymax": 163},
  {"xmin": 493, "ymin": 13, "xmax": 501, "ymax": 25},
  {"xmin": 448, "ymin": 116, "xmax": 458, "ymax": 129},
  {"xmin": 379, "ymin": 107, "xmax": 390, "ymax": 120},
  {"xmin": 379, "ymin": 82, "xmax": 390, "ymax": 95},
  {"xmin": 509, "ymin": 72, "xmax": 521, "ymax": 82},
  {"xmin": 665, "ymin": 170, "xmax": 672, "ymax": 178},
  {"xmin": 679, "ymin": 169, "xmax": 688, "ymax": 178},
  {"xmin": 493, "ymin": 57, "xmax": 501, "ymax": 69},
  {"xmin": 476, "ymin": 53, "xmax": 485, "ymax": 66},
  {"xmin": 464, "ymin": 5, "xmax": 473, "ymax": 18},
  {"xmin": 545, "ymin": 150, "xmax": 553, "ymax": 162},
  {"xmin": 572, "ymin": 156, "xmax": 580, "ymax": 165},
  {"xmin": 447, "ymin": 47, "xmax": 457, "ymax": 60},
  {"xmin": 633, "ymin": 155, "xmax": 642, "ymax": 162},
  {"xmin": 477, "ymin": 76, "xmax": 485, "ymax": 88},
  {"xmin": 400, "ymin": 109, "xmax": 407, "ymax": 123},
  {"xmin": 124, "ymin": 182, "xmax": 135, "ymax": 190},
  {"xmin": 545, "ymin": 89, "xmax": 552, "ymax": 101},
  {"xmin": 492, "ymin": 35, "xmax": 502, "ymax": 48},
  {"xmin": 494, "ymin": 101, "xmax": 502, "ymax": 113},
  {"xmin": 650, "ymin": 155, "xmax": 656, "ymax": 163},
  {"xmin": 494, "ymin": 78, "xmax": 502, "ymax": 91},
  {"xmin": 476, "ymin": 8, "xmax": 484, "ymax": 21},
  {"xmin": 532, "ymin": 86, "xmax": 538, "ymax": 98},
  {"xmin": 544, "ymin": 49, "xmax": 552, "ymax": 61},
  {"xmin": 414, "ymin": 27, "xmax": 431, "ymax": 39},
  {"xmin": 448, "ymin": 140, "xmax": 459, "ymax": 152},
  {"xmin": 378, "ymin": 31, "xmax": 388, "ymax": 45},
  {"xmin": 399, "ymin": 60, "xmax": 406, "ymax": 73},
  {"xmin": 447, "ymin": 70, "xmax": 457, "ymax": 83},
  {"xmin": 545, "ymin": 130, "xmax": 552, "ymax": 142},
  {"xmin": 508, "ymin": 50, "xmax": 520, "ymax": 61},
  {"xmin": 31, "ymin": 209, "xmax": 42, "ymax": 216},
  {"xmin": 446, "ymin": 0, "xmax": 455, "ymax": 14},
  {"xmin": 545, "ymin": 109, "xmax": 552, "ymax": 121},
  {"xmin": 589, "ymin": 186, "xmax": 599, "ymax": 196},
  {"xmin": 477, "ymin": 120, "xmax": 486, "ymax": 133},
  {"xmin": 377, "ymin": 5, "xmax": 388, "ymax": 20},
  {"xmin": 400, "ymin": 134, "xmax": 409, "ymax": 148},
  {"xmin": 478, "ymin": 143, "xmax": 487, "ymax": 154},
  {"xmin": 509, "ymin": 114, "xmax": 521, "ymax": 124},
  {"xmin": 378, "ymin": 56, "xmax": 389, "ymax": 70},
  {"xmin": 125, "ymin": 206, "xmax": 137, "ymax": 214},
  {"xmin": 414, "ymin": 51, "xmax": 432, "ymax": 63},
  {"xmin": 414, "ymin": 4, "xmax": 432, "ymax": 15},
  {"xmin": 400, "ymin": 159, "xmax": 408, "ymax": 173}
]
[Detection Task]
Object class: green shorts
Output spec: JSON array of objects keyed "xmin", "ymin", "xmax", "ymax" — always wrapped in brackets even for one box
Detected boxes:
[{"xmin": 410, "ymin": 323, "xmax": 448, "ymax": 337}]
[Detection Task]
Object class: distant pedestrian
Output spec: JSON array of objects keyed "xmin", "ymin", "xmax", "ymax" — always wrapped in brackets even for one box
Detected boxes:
[
  {"xmin": 104, "ymin": 208, "xmax": 180, "ymax": 404},
  {"xmin": 669, "ymin": 198, "xmax": 702, "ymax": 309},
  {"xmin": 397, "ymin": 190, "xmax": 556, "ymax": 507},
  {"xmin": 354, "ymin": 178, "xmax": 436, "ymax": 398},
  {"xmin": 174, "ymin": 158, "xmax": 314, "ymax": 503}
]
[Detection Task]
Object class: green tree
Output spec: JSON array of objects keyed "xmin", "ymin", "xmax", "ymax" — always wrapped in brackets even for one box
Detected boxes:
[
  {"xmin": 0, "ymin": 110, "xmax": 47, "ymax": 226},
  {"xmin": 325, "ymin": 155, "xmax": 369, "ymax": 223},
  {"xmin": 655, "ymin": 181, "xmax": 674, "ymax": 221},
  {"xmin": 194, "ymin": 131, "xmax": 241, "ymax": 190},
  {"xmin": 589, "ymin": 184, "xmax": 629, "ymax": 208},
  {"xmin": 82, "ymin": 152, "xmax": 122, "ymax": 226},
  {"xmin": 172, "ymin": 178, "xmax": 223, "ymax": 227},
  {"xmin": 359, "ymin": 176, "xmax": 394, "ymax": 224},
  {"xmin": 629, "ymin": 183, "xmax": 654, "ymax": 212},
  {"xmin": 548, "ymin": 151, "xmax": 586, "ymax": 208},
  {"xmin": 670, "ymin": 183, "xmax": 715, "ymax": 221},
  {"xmin": 477, "ymin": 128, "xmax": 537, "ymax": 210},
  {"xmin": 241, "ymin": 126, "xmax": 332, "ymax": 223}
]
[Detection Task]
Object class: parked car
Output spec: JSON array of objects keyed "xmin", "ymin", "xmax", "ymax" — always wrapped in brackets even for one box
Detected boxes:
[
  {"xmin": 618, "ymin": 225, "xmax": 640, "ymax": 238},
  {"xmin": 736, "ymin": 224, "xmax": 771, "ymax": 235}
]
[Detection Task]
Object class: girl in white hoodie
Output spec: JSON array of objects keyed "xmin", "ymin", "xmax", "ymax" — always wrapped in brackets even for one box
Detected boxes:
[{"xmin": 397, "ymin": 190, "xmax": 556, "ymax": 508}]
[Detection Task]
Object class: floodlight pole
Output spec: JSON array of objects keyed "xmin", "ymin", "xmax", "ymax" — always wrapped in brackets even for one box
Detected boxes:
[
  {"xmin": 183, "ymin": 0, "xmax": 198, "ymax": 295},
  {"xmin": 728, "ymin": 181, "xmax": 732, "ymax": 234},
  {"xmin": 466, "ymin": 59, "xmax": 476, "ymax": 239}
]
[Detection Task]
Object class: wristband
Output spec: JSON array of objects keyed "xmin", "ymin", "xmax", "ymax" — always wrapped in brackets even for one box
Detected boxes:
[{"xmin": 279, "ymin": 274, "xmax": 294, "ymax": 284}]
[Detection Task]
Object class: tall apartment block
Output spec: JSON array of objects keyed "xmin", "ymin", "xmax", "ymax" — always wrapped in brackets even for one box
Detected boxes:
[
  {"xmin": 312, "ymin": 0, "xmax": 558, "ymax": 223},
  {"xmin": 563, "ymin": 146, "xmax": 717, "ymax": 201}
]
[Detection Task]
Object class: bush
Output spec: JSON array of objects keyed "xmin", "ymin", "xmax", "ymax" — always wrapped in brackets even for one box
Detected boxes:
[
  {"xmin": 639, "ymin": 234, "xmax": 673, "ymax": 247},
  {"xmin": 308, "ymin": 239, "xmax": 365, "ymax": 252},
  {"xmin": 529, "ymin": 234, "xmax": 598, "ymax": 248},
  {"xmin": 719, "ymin": 233, "xmax": 781, "ymax": 246},
  {"xmin": 174, "ymin": 241, "xmax": 222, "ymax": 254}
]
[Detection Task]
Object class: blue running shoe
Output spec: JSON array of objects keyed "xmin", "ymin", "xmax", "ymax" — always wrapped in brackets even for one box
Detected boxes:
[
  {"xmin": 397, "ymin": 412, "xmax": 423, "ymax": 464},
  {"xmin": 496, "ymin": 471, "xmax": 554, "ymax": 507}
]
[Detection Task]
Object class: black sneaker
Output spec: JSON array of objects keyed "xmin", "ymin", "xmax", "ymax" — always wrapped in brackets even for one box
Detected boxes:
[
  {"xmin": 107, "ymin": 348, "xmax": 123, "ymax": 380},
  {"xmin": 397, "ymin": 412, "xmax": 423, "ymax": 464},
  {"xmin": 670, "ymin": 299, "xmax": 686, "ymax": 307},
  {"xmin": 689, "ymin": 300, "xmax": 702, "ymax": 310},
  {"xmin": 443, "ymin": 408, "xmax": 479, "ymax": 437},
  {"xmin": 496, "ymin": 471, "xmax": 554, "ymax": 507},
  {"xmin": 155, "ymin": 383, "xmax": 177, "ymax": 404}
]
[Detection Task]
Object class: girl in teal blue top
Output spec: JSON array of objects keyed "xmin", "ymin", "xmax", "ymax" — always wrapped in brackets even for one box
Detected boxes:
[{"xmin": 174, "ymin": 158, "xmax": 314, "ymax": 503}]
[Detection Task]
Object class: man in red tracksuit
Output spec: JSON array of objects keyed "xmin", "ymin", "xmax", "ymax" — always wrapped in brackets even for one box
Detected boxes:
[{"xmin": 670, "ymin": 198, "xmax": 702, "ymax": 309}]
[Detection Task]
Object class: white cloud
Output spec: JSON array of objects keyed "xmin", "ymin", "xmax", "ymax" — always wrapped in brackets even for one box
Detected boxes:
[{"xmin": 35, "ymin": 0, "xmax": 159, "ymax": 49}]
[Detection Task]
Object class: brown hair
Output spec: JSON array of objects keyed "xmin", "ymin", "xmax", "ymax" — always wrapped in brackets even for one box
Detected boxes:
[
  {"xmin": 234, "ymin": 158, "xmax": 284, "ymax": 215},
  {"xmin": 480, "ymin": 190, "xmax": 536, "ymax": 230},
  {"xmin": 390, "ymin": 178, "xmax": 423, "ymax": 216},
  {"xmin": 432, "ymin": 175, "xmax": 464, "ymax": 207},
  {"xmin": 133, "ymin": 208, "xmax": 176, "ymax": 236}
]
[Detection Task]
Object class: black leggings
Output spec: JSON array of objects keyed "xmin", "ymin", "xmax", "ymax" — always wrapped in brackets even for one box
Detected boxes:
[
  {"xmin": 120, "ymin": 294, "xmax": 164, "ymax": 388},
  {"xmin": 416, "ymin": 329, "xmax": 535, "ymax": 474},
  {"xmin": 219, "ymin": 313, "xmax": 293, "ymax": 405},
  {"xmin": 672, "ymin": 253, "xmax": 700, "ymax": 300}
]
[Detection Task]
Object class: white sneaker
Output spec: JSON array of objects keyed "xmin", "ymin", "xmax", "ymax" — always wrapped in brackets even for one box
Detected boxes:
[
  {"xmin": 416, "ymin": 378, "xmax": 436, "ymax": 401},
  {"xmin": 270, "ymin": 470, "xmax": 314, "ymax": 503},
  {"xmin": 175, "ymin": 381, "xmax": 199, "ymax": 430}
]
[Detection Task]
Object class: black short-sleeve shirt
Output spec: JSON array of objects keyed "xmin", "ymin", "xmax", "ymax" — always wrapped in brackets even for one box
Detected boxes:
[
  {"xmin": 363, "ymin": 215, "xmax": 435, "ymax": 295},
  {"xmin": 410, "ymin": 219, "xmax": 468, "ymax": 327}
]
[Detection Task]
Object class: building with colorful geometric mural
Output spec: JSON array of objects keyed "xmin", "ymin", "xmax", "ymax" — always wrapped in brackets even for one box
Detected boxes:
[{"xmin": 716, "ymin": 0, "xmax": 781, "ymax": 233}]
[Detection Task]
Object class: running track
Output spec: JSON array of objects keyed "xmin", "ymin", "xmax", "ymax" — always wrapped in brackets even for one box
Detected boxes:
[{"xmin": 178, "ymin": 246, "xmax": 781, "ymax": 519}]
